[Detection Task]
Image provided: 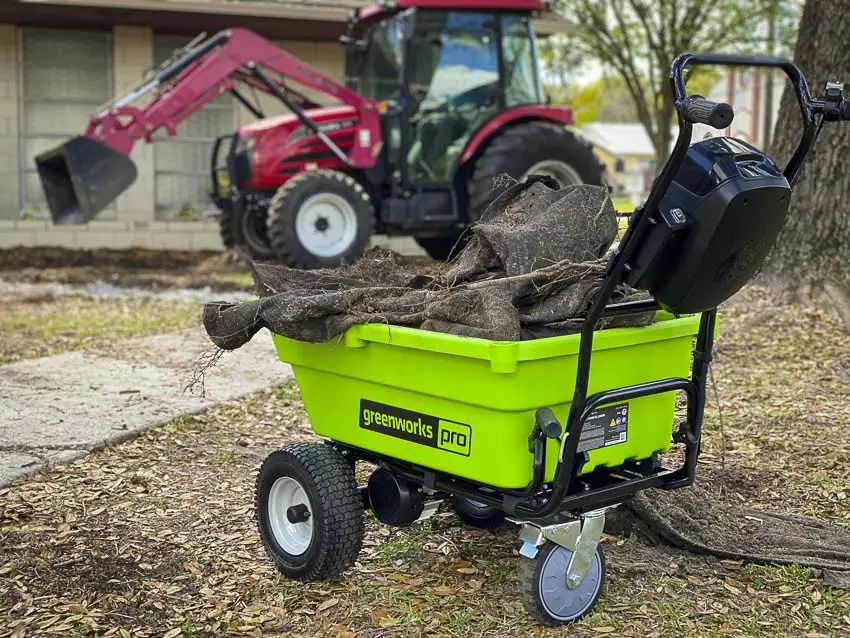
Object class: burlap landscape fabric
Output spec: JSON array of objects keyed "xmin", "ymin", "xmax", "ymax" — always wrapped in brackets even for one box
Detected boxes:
[
  {"xmin": 625, "ymin": 474, "xmax": 850, "ymax": 589},
  {"xmin": 203, "ymin": 178, "xmax": 653, "ymax": 350}
]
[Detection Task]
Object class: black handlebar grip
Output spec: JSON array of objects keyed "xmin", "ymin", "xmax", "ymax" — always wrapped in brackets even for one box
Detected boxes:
[{"xmin": 681, "ymin": 96, "xmax": 735, "ymax": 129}]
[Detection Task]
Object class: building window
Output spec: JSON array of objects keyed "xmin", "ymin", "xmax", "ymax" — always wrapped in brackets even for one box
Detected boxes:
[
  {"xmin": 614, "ymin": 159, "xmax": 625, "ymax": 173},
  {"xmin": 19, "ymin": 29, "xmax": 112, "ymax": 216},
  {"xmin": 153, "ymin": 35, "xmax": 238, "ymax": 220}
]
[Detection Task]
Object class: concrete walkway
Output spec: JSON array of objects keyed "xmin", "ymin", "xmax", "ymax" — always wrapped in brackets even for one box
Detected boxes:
[{"xmin": 0, "ymin": 328, "xmax": 291, "ymax": 486}]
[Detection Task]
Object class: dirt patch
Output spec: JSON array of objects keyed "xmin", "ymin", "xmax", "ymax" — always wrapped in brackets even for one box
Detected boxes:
[
  {"xmin": 0, "ymin": 246, "xmax": 221, "ymax": 271},
  {"xmin": 0, "ymin": 247, "xmax": 255, "ymax": 295},
  {"xmin": 0, "ymin": 247, "xmax": 437, "ymax": 296}
]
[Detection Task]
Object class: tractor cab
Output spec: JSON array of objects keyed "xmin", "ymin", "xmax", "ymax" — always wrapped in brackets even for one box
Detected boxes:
[{"xmin": 346, "ymin": 5, "xmax": 544, "ymax": 185}]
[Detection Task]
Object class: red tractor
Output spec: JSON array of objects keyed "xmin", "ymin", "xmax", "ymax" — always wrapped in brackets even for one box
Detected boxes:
[{"xmin": 36, "ymin": 0, "xmax": 604, "ymax": 267}]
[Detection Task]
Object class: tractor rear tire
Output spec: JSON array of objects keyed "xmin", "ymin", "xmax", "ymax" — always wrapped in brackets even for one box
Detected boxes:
[
  {"xmin": 467, "ymin": 122, "xmax": 605, "ymax": 220},
  {"xmin": 267, "ymin": 170, "xmax": 375, "ymax": 269}
]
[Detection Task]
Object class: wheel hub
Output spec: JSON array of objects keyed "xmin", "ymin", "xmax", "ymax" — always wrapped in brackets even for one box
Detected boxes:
[
  {"xmin": 314, "ymin": 216, "xmax": 330, "ymax": 233},
  {"xmin": 268, "ymin": 476, "xmax": 314, "ymax": 556},
  {"xmin": 523, "ymin": 160, "xmax": 582, "ymax": 188},
  {"xmin": 539, "ymin": 546, "xmax": 602, "ymax": 622},
  {"xmin": 286, "ymin": 503, "xmax": 311, "ymax": 524}
]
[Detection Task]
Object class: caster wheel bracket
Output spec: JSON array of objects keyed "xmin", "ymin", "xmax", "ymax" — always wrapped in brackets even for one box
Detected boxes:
[
  {"xmin": 565, "ymin": 510, "xmax": 606, "ymax": 589},
  {"xmin": 517, "ymin": 506, "xmax": 613, "ymax": 588}
]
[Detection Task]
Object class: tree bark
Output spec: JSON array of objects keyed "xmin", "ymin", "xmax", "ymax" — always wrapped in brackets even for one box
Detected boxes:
[{"xmin": 765, "ymin": 0, "xmax": 850, "ymax": 330}]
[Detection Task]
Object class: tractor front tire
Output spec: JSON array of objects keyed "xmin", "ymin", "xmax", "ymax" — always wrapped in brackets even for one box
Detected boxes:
[
  {"xmin": 468, "ymin": 122, "xmax": 605, "ymax": 220},
  {"xmin": 267, "ymin": 170, "xmax": 375, "ymax": 269},
  {"xmin": 218, "ymin": 203, "xmax": 235, "ymax": 249},
  {"xmin": 231, "ymin": 203, "xmax": 276, "ymax": 262}
]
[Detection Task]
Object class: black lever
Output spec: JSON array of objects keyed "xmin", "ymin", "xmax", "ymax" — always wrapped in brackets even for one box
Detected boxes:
[
  {"xmin": 819, "ymin": 81, "xmax": 850, "ymax": 121},
  {"xmin": 535, "ymin": 408, "xmax": 562, "ymax": 440},
  {"xmin": 681, "ymin": 95, "xmax": 734, "ymax": 129}
]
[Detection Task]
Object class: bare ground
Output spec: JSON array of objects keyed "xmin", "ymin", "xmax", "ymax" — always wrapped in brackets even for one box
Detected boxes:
[{"xmin": 0, "ymin": 247, "xmax": 255, "ymax": 294}]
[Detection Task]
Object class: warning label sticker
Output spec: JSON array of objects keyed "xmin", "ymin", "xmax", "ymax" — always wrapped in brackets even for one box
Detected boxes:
[{"xmin": 577, "ymin": 403, "xmax": 629, "ymax": 453}]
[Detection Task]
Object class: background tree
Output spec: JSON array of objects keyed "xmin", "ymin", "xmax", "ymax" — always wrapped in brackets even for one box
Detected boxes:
[
  {"xmin": 542, "ymin": 1, "xmax": 799, "ymax": 166},
  {"xmin": 554, "ymin": 71, "xmax": 720, "ymax": 126},
  {"xmin": 766, "ymin": 0, "xmax": 850, "ymax": 329}
]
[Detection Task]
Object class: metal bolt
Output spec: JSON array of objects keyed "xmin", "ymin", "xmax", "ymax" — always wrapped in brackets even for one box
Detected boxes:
[{"xmin": 567, "ymin": 574, "xmax": 582, "ymax": 590}]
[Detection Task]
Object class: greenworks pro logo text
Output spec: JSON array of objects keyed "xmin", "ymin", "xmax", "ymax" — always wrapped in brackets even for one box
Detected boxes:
[{"xmin": 359, "ymin": 399, "xmax": 471, "ymax": 456}]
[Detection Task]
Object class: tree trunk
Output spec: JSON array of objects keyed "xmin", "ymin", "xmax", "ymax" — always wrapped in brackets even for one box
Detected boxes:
[
  {"xmin": 652, "ymin": 85, "xmax": 676, "ymax": 170},
  {"xmin": 765, "ymin": 0, "xmax": 850, "ymax": 330}
]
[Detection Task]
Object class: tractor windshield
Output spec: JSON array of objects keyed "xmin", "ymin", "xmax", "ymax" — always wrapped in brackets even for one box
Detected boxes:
[{"xmin": 357, "ymin": 17, "xmax": 405, "ymax": 102}]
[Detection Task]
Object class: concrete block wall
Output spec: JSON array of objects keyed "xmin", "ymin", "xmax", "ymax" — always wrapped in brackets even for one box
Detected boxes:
[
  {"xmin": 113, "ymin": 26, "xmax": 156, "ymax": 225},
  {"xmin": 0, "ymin": 25, "xmax": 19, "ymax": 218}
]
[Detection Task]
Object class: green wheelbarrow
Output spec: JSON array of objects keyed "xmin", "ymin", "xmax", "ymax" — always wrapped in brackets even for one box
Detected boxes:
[{"xmin": 252, "ymin": 54, "xmax": 850, "ymax": 626}]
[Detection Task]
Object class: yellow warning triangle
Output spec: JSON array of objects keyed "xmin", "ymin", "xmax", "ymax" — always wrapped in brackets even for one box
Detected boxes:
[{"xmin": 610, "ymin": 419, "xmax": 616, "ymax": 427}]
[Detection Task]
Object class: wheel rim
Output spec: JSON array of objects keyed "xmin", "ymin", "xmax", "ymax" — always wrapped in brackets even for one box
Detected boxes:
[
  {"xmin": 295, "ymin": 193, "xmax": 358, "ymax": 258},
  {"xmin": 538, "ymin": 546, "xmax": 602, "ymax": 622},
  {"xmin": 523, "ymin": 160, "xmax": 583, "ymax": 188},
  {"xmin": 268, "ymin": 476, "xmax": 314, "ymax": 556},
  {"xmin": 242, "ymin": 207, "xmax": 273, "ymax": 256}
]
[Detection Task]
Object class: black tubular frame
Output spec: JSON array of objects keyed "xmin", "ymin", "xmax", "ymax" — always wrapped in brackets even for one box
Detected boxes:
[{"xmin": 337, "ymin": 53, "xmax": 832, "ymax": 523}]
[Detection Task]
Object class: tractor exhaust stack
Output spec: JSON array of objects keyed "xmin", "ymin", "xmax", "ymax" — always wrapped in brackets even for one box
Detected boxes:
[{"xmin": 35, "ymin": 136, "xmax": 138, "ymax": 224}]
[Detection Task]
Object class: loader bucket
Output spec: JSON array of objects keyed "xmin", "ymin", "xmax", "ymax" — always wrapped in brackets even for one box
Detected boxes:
[{"xmin": 35, "ymin": 136, "xmax": 138, "ymax": 224}]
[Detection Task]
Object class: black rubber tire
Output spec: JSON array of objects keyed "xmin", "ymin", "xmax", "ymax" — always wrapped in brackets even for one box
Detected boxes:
[
  {"xmin": 217, "ymin": 204, "xmax": 235, "ymax": 249},
  {"xmin": 467, "ymin": 122, "xmax": 605, "ymax": 220},
  {"xmin": 232, "ymin": 204, "xmax": 275, "ymax": 261},
  {"xmin": 267, "ymin": 170, "xmax": 376, "ymax": 269},
  {"xmin": 520, "ymin": 542, "xmax": 605, "ymax": 627},
  {"xmin": 255, "ymin": 443, "xmax": 364, "ymax": 581},
  {"xmin": 450, "ymin": 496, "xmax": 506, "ymax": 530},
  {"xmin": 415, "ymin": 235, "xmax": 463, "ymax": 262}
]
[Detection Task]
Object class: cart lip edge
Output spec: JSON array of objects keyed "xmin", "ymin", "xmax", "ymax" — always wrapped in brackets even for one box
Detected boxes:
[{"xmin": 271, "ymin": 311, "xmax": 713, "ymax": 370}]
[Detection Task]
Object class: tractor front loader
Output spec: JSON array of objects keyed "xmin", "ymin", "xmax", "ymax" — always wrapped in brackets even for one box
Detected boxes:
[{"xmin": 36, "ymin": 1, "xmax": 604, "ymax": 267}]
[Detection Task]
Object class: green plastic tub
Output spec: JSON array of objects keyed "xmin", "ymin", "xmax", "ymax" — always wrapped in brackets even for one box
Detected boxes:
[{"xmin": 273, "ymin": 313, "xmax": 702, "ymax": 490}]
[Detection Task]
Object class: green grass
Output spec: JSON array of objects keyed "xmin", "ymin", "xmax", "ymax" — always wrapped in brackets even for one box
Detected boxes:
[
  {"xmin": 215, "ymin": 271, "xmax": 255, "ymax": 288},
  {"xmin": 0, "ymin": 293, "xmax": 201, "ymax": 364},
  {"xmin": 611, "ymin": 196, "xmax": 636, "ymax": 213}
]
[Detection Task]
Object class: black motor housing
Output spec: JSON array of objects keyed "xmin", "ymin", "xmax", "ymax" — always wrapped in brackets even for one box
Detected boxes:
[
  {"xmin": 368, "ymin": 468, "xmax": 424, "ymax": 527},
  {"xmin": 626, "ymin": 137, "xmax": 791, "ymax": 314}
]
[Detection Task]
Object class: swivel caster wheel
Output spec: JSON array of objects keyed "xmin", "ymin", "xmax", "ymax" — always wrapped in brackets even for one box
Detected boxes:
[{"xmin": 520, "ymin": 542, "xmax": 605, "ymax": 626}]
